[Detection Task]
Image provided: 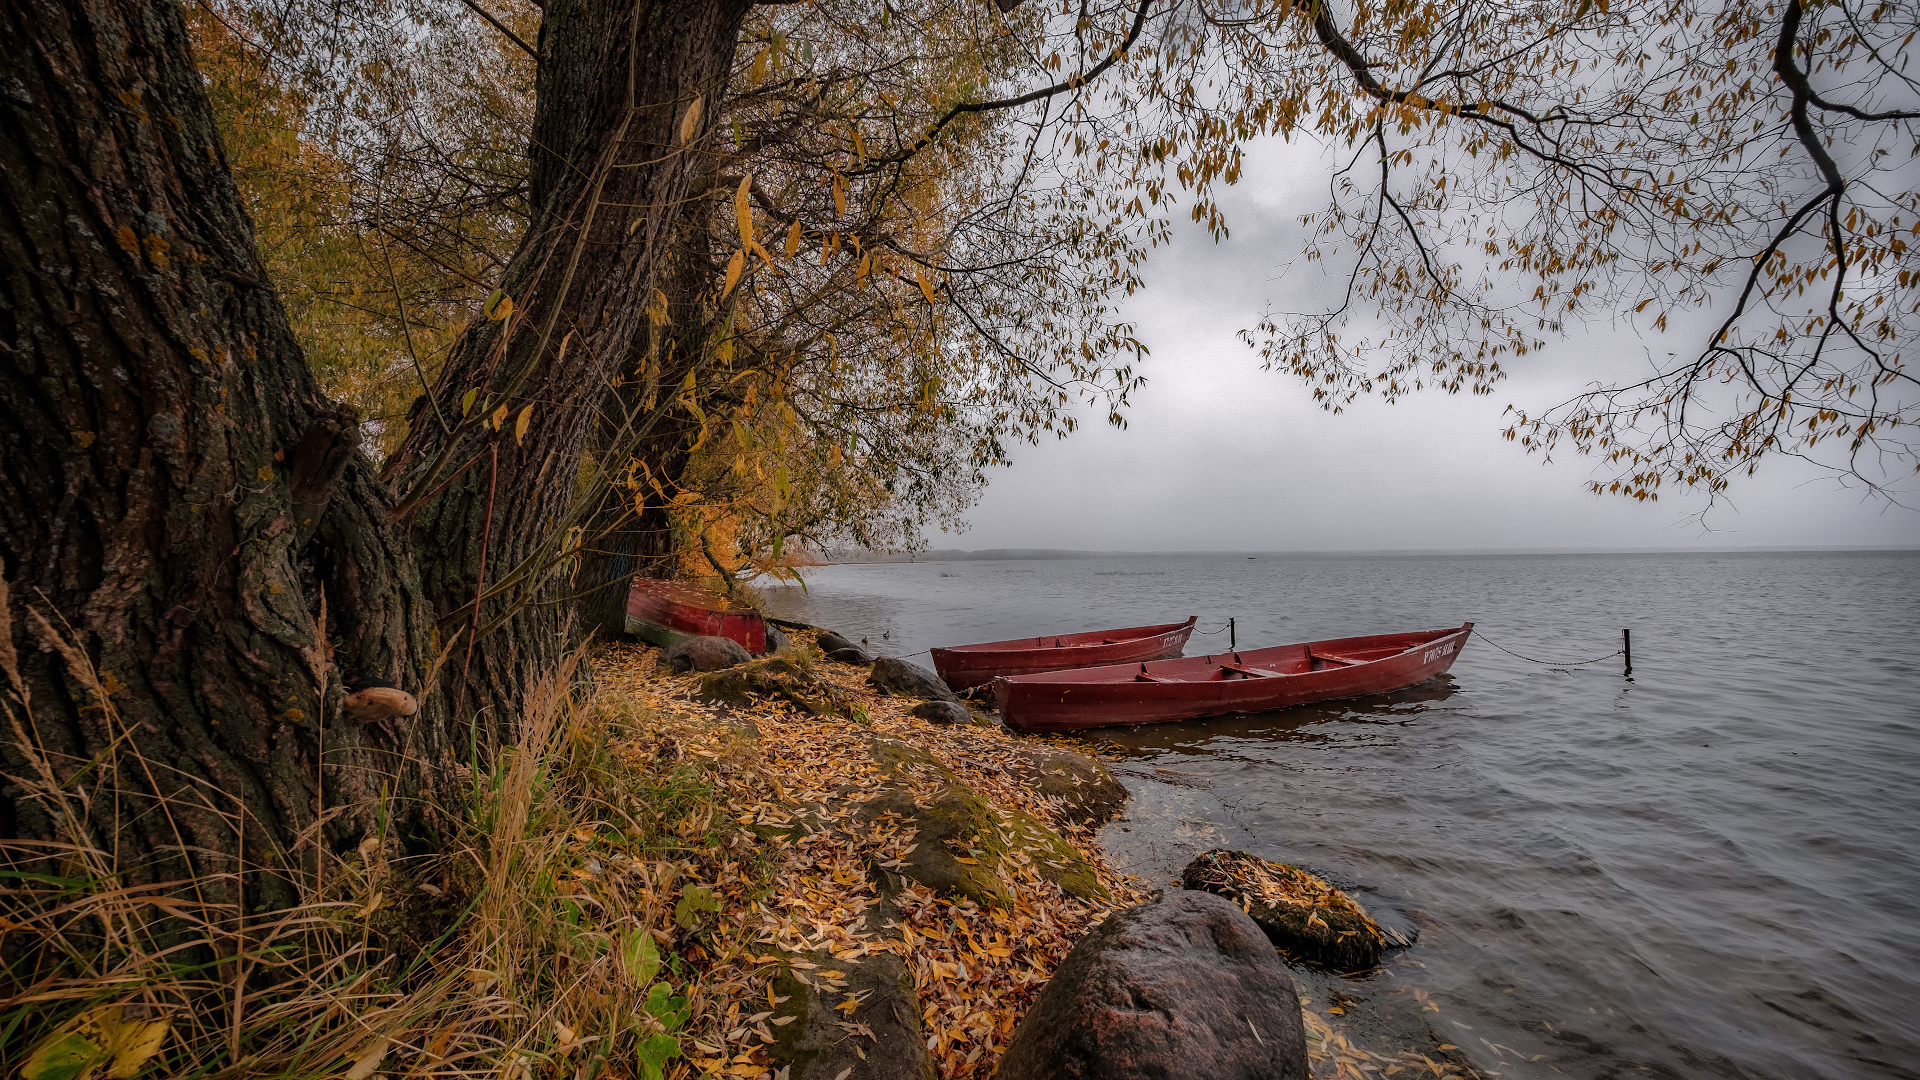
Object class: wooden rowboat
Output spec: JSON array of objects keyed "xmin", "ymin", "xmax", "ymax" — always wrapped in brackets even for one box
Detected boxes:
[
  {"xmin": 992, "ymin": 623, "xmax": 1473, "ymax": 732},
  {"xmin": 930, "ymin": 618, "xmax": 1196, "ymax": 690},
  {"xmin": 626, "ymin": 578, "xmax": 767, "ymax": 653}
]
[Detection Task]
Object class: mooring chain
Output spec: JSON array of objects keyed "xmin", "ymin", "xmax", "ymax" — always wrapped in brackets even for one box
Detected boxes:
[{"xmin": 1470, "ymin": 628, "xmax": 1624, "ymax": 668}]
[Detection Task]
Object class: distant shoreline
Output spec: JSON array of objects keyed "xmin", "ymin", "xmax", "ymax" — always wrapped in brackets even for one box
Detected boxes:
[{"xmin": 823, "ymin": 544, "xmax": 1920, "ymax": 563}]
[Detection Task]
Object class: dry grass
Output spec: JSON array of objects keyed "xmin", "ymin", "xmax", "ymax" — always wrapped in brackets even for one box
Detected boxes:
[{"xmin": 0, "ymin": 577, "xmax": 775, "ymax": 1079}]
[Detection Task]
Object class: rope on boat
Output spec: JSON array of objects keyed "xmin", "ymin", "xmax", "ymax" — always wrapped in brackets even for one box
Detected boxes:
[
  {"xmin": 1195, "ymin": 621, "xmax": 1233, "ymax": 635},
  {"xmin": 1470, "ymin": 628, "xmax": 1623, "ymax": 668}
]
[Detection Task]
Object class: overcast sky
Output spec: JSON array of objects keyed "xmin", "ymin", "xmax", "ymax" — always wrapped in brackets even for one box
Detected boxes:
[{"xmin": 946, "ymin": 137, "xmax": 1920, "ymax": 553}]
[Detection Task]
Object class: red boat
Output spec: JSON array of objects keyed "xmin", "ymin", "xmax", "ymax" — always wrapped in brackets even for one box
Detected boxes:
[
  {"xmin": 930, "ymin": 618, "xmax": 1196, "ymax": 690},
  {"xmin": 993, "ymin": 623, "xmax": 1473, "ymax": 732},
  {"xmin": 626, "ymin": 578, "xmax": 767, "ymax": 653}
]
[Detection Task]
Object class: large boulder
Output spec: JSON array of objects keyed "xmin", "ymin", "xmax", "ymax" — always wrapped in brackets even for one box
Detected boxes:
[
  {"xmin": 1179, "ymin": 849, "xmax": 1392, "ymax": 971},
  {"xmin": 698, "ymin": 657, "xmax": 853, "ymax": 718},
  {"xmin": 1010, "ymin": 750, "xmax": 1129, "ymax": 826},
  {"xmin": 994, "ymin": 891, "xmax": 1308, "ymax": 1080},
  {"xmin": 765, "ymin": 950, "xmax": 934, "ymax": 1080},
  {"xmin": 827, "ymin": 645, "xmax": 876, "ymax": 664},
  {"xmin": 662, "ymin": 635, "xmax": 751, "ymax": 673},
  {"xmin": 908, "ymin": 700, "xmax": 972, "ymax": 725},
  {"xmin": 816, "ymin": 629, "xmax": 859, "ymax": 654},
  {"xmin": 868, "ymin": 656, "xmax": 960, "ymax": 702}
]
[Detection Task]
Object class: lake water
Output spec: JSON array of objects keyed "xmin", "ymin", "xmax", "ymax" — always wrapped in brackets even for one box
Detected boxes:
[{"xmin": 760, "ymin": 550, "xmax": 1920, "ymax": 1080}]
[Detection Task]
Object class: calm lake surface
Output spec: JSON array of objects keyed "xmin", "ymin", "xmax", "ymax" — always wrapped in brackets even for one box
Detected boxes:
[{"xmin": 761, "ymin": 551, "xmax": 1920, "ymax": 1080}]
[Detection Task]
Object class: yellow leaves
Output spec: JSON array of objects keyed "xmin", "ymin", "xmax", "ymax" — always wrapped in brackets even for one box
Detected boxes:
[
  {"xmin": 490, "ymin": 403, "xmax": 509, "ymax": 431},
  {"xmin": 515, "ymin": 404, "xmax": 534, "ymax": 446},
  {"xmin": 20, "ymin": 1005, "xmax": 171, "ymax": 1080},
  {"xmin": 461, "ymin": 388, "xmax": 478, "ymax": 417},
  {"xmin": 734, "ymin": 174, "xmax": 755, "ymax": 249},
  {"xmin": 749, "ymin": 46, "xmax": 769, "ymax": 86},
  {"xmin": 831, "ymin": 173, "xmax": 848, "ymax": 217},
  {"xmin": 785, "ymin": 218, "xmax": 803, "ymax": 259},
  {"xmin": 678, "ymin": 95, "xmax": 703, "ymax": 145},
  {"xmin": 484, "ymin": 290, "xmax": 513, "ymax": 321},
  {"xmin": 722, "ymin": 249, "xmax": 746, "ymax": 301},
  {"xmin": 647, "ymin": 288, "xmax": 670, "ymax": 325}
]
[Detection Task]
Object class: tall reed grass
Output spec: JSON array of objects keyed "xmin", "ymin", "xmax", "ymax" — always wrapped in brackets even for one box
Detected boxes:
[{"xmin": 1, "ymin": 572, "xmax": 757, "ymax": 1080}]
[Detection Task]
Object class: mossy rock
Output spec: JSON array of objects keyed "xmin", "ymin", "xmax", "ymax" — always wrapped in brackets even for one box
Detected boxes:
[
  {"xmin": 859, "ymin": 781, "xmax": 1107, "ymax": 906},
  {"xmin": 1005, "ymin": 807, "xmax": 1107, "ymax": 901},
  {"xmin": 697, "ymin": 656, "xmax": 853, "ymax": 718},
  {"xmin": 1180, "ymin": 849, "xmax": 1388, "ymax": 972},
  {"xmin": 766, "ymin": 949, "xmax": 934, "ymax": 1080},
  {"xmin": 867, "ymin": 737, "xmax": 957, "ymax": 782},
  {"xmin": 1011, "ymin": 750, "xmax": 1129, "ymax": 826}
]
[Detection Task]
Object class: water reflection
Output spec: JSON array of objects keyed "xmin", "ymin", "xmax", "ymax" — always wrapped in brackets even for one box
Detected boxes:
[{"xmin": 1093, "ymin": 675, "xmax": 1464, "ymax": 755}]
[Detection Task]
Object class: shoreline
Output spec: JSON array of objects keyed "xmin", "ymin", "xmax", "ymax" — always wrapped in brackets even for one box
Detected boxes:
[{"xmin": 597, "ymin": 638, "xmax": 1478, "ymax": 1079}]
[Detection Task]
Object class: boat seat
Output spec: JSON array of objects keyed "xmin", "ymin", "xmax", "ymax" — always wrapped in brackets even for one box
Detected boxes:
[
  {"xmin": 1220, "ymin": 663, "xmax": 1282, "ymax": 679},
  {"xmin": 1135, "ymin": 663, "xmax": 1175, "ymax": 683},
  {"xmin": 1305, "ymin": 649, "xmax": 1366, "ymax": 667}
]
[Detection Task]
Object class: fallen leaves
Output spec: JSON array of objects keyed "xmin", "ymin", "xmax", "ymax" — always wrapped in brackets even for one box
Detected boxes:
[{"xmin": 590, "ymin": 643, "xmax": 1144, "ymax": 1079}]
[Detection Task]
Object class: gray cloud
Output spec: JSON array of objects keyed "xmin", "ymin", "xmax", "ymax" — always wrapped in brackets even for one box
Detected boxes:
[{"xmin": 950, "ymin": 138, "xmax": 1920, "ymax": 552}]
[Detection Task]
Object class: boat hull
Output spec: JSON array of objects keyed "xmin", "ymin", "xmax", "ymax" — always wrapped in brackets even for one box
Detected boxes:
[
  {"xmin": 625, "ymin": 579, "xmax": 766, "ymax": 653},
  {"xmin": 993, "ymin": 624, "xmax": 1473, "ymax": 732},
  {"xmin": 931, "ymin": 618, "xmax": 1196, "ymax": 690}
]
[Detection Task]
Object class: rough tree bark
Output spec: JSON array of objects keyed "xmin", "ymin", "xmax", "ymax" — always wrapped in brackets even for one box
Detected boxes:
[
  {"xmin": 0, "ymin": 0, "xmax": 752, "ymax": 901},
  {"xmin": 576, "ymin": 183, "xmax": 721, "ymax": 639},
  {"xmin": 0, "ymin": 0, "xmax": 437, "ymax": 905},
  {"xmin": 381, "ymin": 0, "xmax": 751, "ymax": 730}
]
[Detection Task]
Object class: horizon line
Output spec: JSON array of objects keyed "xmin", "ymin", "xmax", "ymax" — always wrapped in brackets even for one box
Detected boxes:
[{"xmin": 821, "ymin": 543, "xmax": 1920, "ymax": 562}]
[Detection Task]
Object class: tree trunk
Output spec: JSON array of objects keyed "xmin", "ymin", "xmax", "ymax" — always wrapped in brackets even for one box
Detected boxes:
[
  {"xmin": 576, "ymin": 180, "xmax": 722, "ymax": 639},
  {"xmin": 0, "ymin": 0, "xmax": 441, "ymax": 903},
  {"xmin": 0, "ymin": 0, "xmax": 752, "ymax": 904},
  {"xmin": 382, "ymin": 0, "xmax": 750, "ymax": 727}
]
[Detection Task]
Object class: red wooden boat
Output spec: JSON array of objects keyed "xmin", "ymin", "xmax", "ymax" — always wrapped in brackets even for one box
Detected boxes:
[
  {"xmin": 930, "ymin": 618, "xmax": 1196, "ymax": 690},
  {"xmin": 993, "ymin": 623, "xmax": 1473, "ymax": 732},
  {"xmin": 626, "ymin": 579, "xmax": 767, "ymax": 653}
]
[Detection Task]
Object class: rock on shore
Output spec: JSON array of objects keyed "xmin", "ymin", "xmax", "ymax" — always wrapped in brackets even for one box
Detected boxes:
[
  {"xmin": 994, "ymin": 890, "xmax": 1308, "ymax": 1080},
  {"xmin": 1007, "ymin": 752, "xmax": 1128, "ymax": 826},
  {"xmin": 766, "ymin": 949, "xmax": 935, "ymax": 1080},
  {"xmin": 663, "ymin": 635, "xmax": 751, "ymax": 673},
  {"xmin": 868, "ymin": 657, "xmax": 961, "ymax": 702},
  {"xmin": 1180, "ymin": 849, "xmax": 1392, "ymax": 971},
  {"xmin": 697, "ymin": 657, "xmax": 854, "ymax": 718}
]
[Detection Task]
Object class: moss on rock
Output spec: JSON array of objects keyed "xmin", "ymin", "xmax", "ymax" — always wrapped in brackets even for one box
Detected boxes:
[
  {"xmin": 859, "ymin": 780, "xmax": 1108, "ymax": 906},
  {"xmin": 1180, "ymin": 849, "xmax": 1389, "ymax": 972},
  {"xmin": 697, "ymin": 656, "xmax": 853, "ymax": 718},
  {"xmin": 1011, "ymin": 750, "xmax": 1129, "ymax": 826},
  {"xmin": 767, "ymin": 949, "xmax": 934, "ymax": 1080}
]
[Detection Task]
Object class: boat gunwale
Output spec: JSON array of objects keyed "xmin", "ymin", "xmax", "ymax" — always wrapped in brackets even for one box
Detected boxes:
[
  {"xmin": 996, "ymin": 624, "xmax": 1471, "ymax": 687},
  {"xmin": 930, "ymin": 617, "xmax": 1197, "ymax": 659}
]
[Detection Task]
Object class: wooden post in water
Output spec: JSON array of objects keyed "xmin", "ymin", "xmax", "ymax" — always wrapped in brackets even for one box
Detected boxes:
[
  {"xmin": 1229, "ymin": 617, "xmax": 1236, "ymax": 651},
  {"xmin": 1623, "ymin": 628, "xmax": 1633, "ymax": 677}
]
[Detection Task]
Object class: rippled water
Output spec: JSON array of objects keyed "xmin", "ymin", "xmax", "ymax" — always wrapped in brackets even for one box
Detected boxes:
[{"xmin": 761, "ymin": 550, "xmax": 1920, "ymax": 1079}]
